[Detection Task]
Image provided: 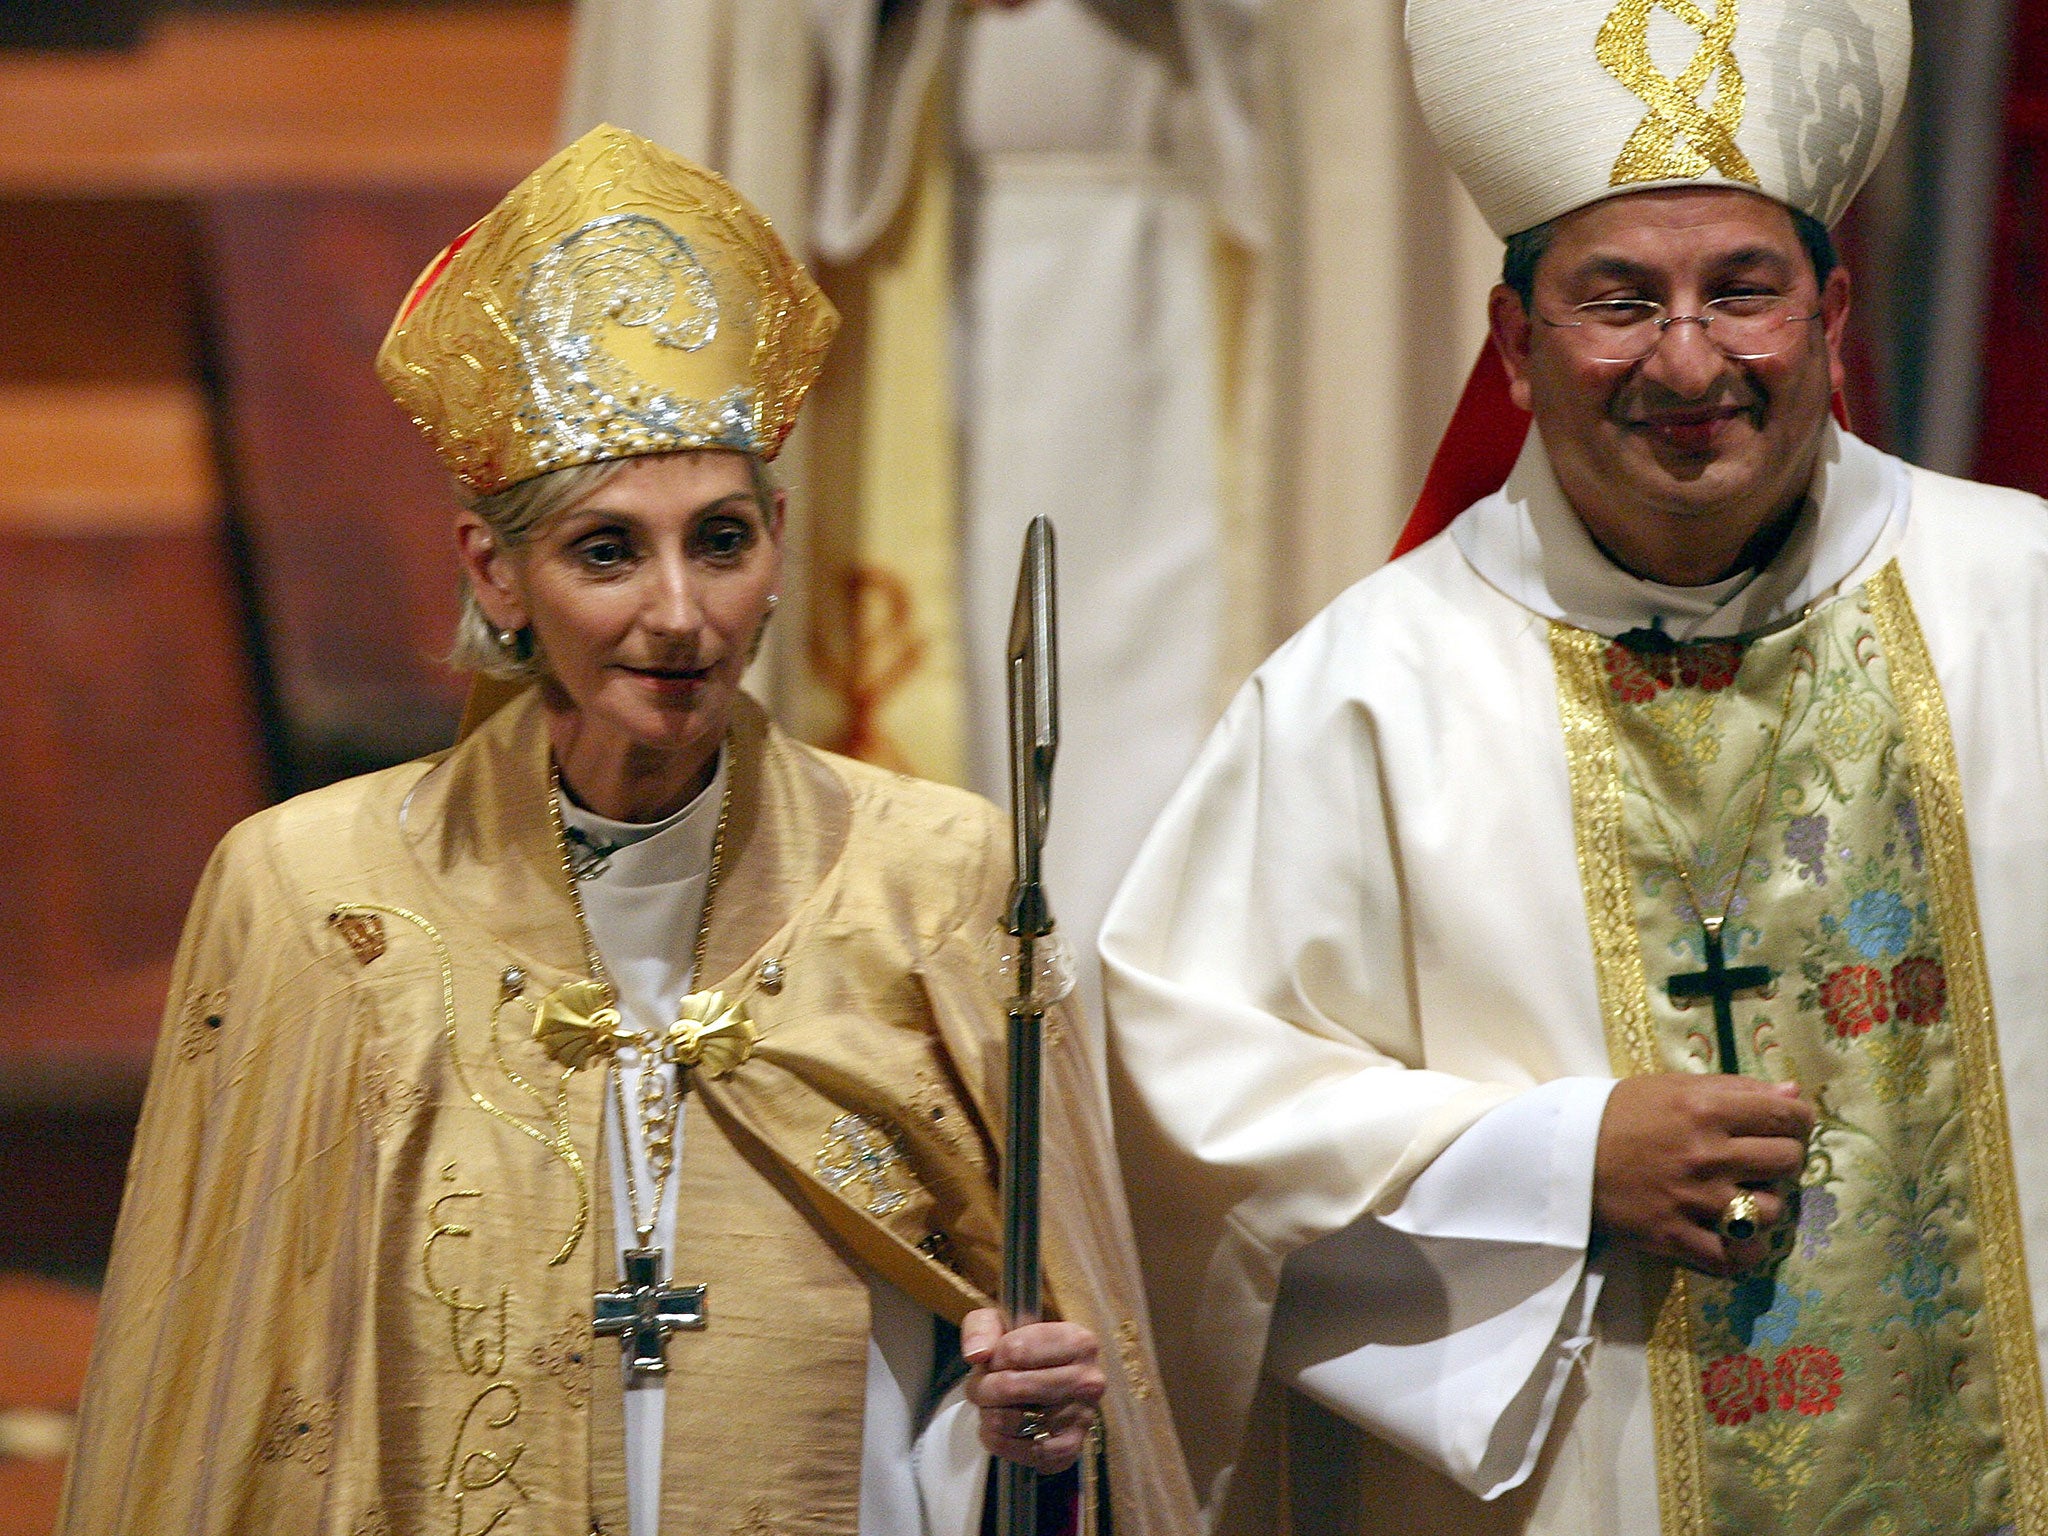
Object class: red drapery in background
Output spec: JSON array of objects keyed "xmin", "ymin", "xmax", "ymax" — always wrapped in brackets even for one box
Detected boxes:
[{"xmin": 1972, "ymin": 0, "xmax": 2048, "ymax": 497}]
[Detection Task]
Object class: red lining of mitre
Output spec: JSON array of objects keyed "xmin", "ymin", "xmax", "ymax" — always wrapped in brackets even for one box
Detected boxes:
[
  {"xmin": 1387, "ymin": 343, "xmax": 1856, "ymax": 561},
  {"xmin": 398, "ymin": 221, "xmax": 483, "ymax": 323}
]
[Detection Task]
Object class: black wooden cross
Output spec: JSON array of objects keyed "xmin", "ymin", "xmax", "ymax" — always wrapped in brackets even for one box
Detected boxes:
[
  {"xmin": 1667, "ymin": 917, "xmax": 1774, "ymax": 1073},
  {"xmin": 594, "ymin": 1246, "xmax": 706, "ymax": 1377}
]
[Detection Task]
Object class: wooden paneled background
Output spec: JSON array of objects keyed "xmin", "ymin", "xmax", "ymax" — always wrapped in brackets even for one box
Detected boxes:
[{"xmin": 0, "ymin": 7, "xmax": 567, "ymax": 1530}]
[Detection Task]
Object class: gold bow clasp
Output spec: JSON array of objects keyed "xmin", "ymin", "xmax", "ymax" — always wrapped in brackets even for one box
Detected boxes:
[
  {"xmin": 533, "ymin": 979, "xmax": 632, "ymax": 1071},
  {"xmin": 533, "ymin": 982, "xmax": 756, "ymax": 1079},
  {"xmin": 658, "ymin": 991, "xmax": 757, "ymax": 1080},
  {"xmin": 1596, "ymin": 0, "xmax": 1758, "ymax": 188}
]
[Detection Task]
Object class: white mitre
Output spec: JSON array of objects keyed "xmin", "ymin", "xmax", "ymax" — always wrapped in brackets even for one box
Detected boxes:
[{"xmin": 1406, "ymin": 0, "xmax": 1911, "ymax": 237}]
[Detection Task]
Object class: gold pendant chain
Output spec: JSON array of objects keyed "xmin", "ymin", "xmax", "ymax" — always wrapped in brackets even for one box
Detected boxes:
[
  {"xmin": 1612, "ymin": 653, "xmax": 1802, "ymax": 944},
  {"xmin": 547, "ymin": 758, "xmax": 733, "ymax": 1247}
]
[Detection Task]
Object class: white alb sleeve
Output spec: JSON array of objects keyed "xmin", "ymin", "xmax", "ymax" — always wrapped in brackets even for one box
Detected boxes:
[{"xmin": 1264, "ymin": 1075, "xmax": 1616, "ymax": 1499}]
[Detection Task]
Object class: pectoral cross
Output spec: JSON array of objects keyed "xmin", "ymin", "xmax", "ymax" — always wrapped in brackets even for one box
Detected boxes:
[
  {"xmin": 1667, "ymin": 916, "xmax": 1774, "ymax": 1073},
  {"xmin": 594, "ymin": 1247, "xmax": 706, "ymax": 1377}
]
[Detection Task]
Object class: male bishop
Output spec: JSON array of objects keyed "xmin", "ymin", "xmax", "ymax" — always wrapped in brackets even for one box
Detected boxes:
[{"xmin": 1102, "ymin": 2, "xmax": 2048, "ymax": 1533}]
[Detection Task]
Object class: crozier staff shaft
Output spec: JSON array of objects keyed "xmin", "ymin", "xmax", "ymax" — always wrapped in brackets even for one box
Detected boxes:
[{"xmin": 999, "ymin": 516, "xmax": 1058, "ymax": 1536}]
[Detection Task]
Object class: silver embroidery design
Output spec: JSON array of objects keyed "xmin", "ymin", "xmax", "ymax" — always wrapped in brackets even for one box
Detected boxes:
[
  {"xmin": 512, "ymin": 213, "xmax": 755, "ymax": 472},
  {"xmin": 815, "ymin": 1114, "xmax": 911, "ymax": 1218}
]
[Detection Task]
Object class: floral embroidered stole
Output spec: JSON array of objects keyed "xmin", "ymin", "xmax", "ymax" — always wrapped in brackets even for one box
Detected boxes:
[{"xmin": 1552, "ymin": 568, "xmax": 2048, "ymax": 1535}]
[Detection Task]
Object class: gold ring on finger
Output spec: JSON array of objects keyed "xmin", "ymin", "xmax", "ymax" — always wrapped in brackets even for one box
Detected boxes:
[
  {"xmin": 1718, "ymin": 1190, "xmax": 1763, "ymax": 1242},
  {"xmin": 1017, "ymin": 1408, "xmax": 1052, "ymax": 1443}
]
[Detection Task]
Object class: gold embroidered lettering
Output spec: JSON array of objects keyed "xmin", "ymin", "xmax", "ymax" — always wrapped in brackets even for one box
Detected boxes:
[
  {"xmin": 426, "ymin": 1184, "xmax": 510, "ymax": 1378},
  {"xmin": 334, "ymin": 903, "xmax": 589, "ymax": 1263},
  {"xmin": 442, "ymin": 1383, "xmax": 527, "ymax": 1536}
]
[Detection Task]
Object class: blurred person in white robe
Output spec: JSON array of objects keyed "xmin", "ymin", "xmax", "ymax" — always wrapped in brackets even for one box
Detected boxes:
[{"xmin": 560, "ymin": 0, "xmax": 1501, "ymax": 1040}]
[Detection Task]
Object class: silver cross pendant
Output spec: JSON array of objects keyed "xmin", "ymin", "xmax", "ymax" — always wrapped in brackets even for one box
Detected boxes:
[{"xmin": 594, "ymin": 1247, "xmax": 707, "ymax": 1378}]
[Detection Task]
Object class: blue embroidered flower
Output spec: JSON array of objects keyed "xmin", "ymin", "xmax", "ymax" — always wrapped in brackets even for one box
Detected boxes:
[
  {"xmin": 1707, "ymin": 1277, "xmax": 1816, "ymax": 1348},
  {"xmin": 1883, "ymin": 1223, "xmax": 1962, "ymax": 1330},
  {"xmin": 1785, "ymin": 814, "xmax": 1830, "ymax": 886},
  {"xmin": 1844, "ymin": 889, "xmax": 1915, "ymax": 959},
  {"xmin": 1752, "ymin": 1286, "xmax": 1819, "ymax": 1347},
  {"xmin": 1796, "ymin": 1187, "xmax": 1839, "ymax": 1260},
  {"xmin": 1891, "ymin": 1244, "xmax": 1953, "ymax": 1304}
]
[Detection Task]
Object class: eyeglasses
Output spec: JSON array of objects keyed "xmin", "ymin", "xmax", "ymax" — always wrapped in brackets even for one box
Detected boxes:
[{"xmin": 1537, "ymin": 295, "xmax": 1823, "ymax": 363}]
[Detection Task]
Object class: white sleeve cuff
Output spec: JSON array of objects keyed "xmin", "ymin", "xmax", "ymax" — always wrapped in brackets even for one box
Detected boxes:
[
  {"xmin": 914, "ymin": 1383, "xmax": 987, "ymax": 1536},
  {"xmin": 1265, "ymin": 1075, "xmax": 1616, "ymax": 1499}
]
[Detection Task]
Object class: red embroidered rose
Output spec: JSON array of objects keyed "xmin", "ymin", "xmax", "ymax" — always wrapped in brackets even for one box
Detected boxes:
[
  {"xmin": 1604, "ymin": 642, "xmax": 1674, "ymax": 703},
  {"xmin": 1820, "ymin": 965, "xmax": 1891, "ymax": 1038},
  {"xmin": 1676, "ymin": 640, "xmax": 1745, "ymax": 692},
  {"xmin": 1772, "ymin": 1346, "xmax": 1843, "ymax": 1416},
  {"xmin": 1701, "ymin": 1353, "xmax": 1772, "ymax": 1426},
  {"xmin": 1890, "ymin": 956, "xmax": 1947, "ymax": 1026}
]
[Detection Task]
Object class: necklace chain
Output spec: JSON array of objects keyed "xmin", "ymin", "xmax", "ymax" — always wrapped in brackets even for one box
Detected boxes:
[
  {"xmin": 1614, "ymin": 652, "xmax": 1802, "ymax": 942},
  {"xmin": 548, "ymin": 761, "xmax": 733, "ymax": 1248}
]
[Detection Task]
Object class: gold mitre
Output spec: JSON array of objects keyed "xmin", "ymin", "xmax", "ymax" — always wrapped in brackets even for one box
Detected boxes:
[
  {"xmin": 376, "ymin": 124, "xmax": 837, "ymax": 494},
  {"xmin": 1406, "ymin": 0, "xmax": 1911, "ymax": 238}
]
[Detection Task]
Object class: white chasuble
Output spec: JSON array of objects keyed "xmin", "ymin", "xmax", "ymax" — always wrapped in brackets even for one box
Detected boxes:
[
  {"xmin": 563, "ymin": 762, "xmax": 981, "ymax": 1536},
  {"xmin": 1103, "ymin": 423, "xmax": 2048, "ymax": 1535}
]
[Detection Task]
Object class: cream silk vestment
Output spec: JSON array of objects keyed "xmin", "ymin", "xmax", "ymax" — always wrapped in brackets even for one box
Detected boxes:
[
  {"xmin": 1102, "ymin": 423, "xmax": 2048, "ymax": 1535},
  {"xmin": 59, "ymin": 690, "xmax": 1196, "ymax": 1536},
  {"xmin": 559, "ymin": 767, "xmax": 982, "ymax": 1536}
]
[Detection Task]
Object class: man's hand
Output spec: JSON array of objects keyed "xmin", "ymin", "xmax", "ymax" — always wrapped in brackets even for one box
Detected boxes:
[
  {"xmin": 962, "ymin": 1309, "xmax": 1104, "ymax": 1475},
  {"xmin": 1594, "ymin": 1072, "xmax": 1814, "ymax": 1276}
]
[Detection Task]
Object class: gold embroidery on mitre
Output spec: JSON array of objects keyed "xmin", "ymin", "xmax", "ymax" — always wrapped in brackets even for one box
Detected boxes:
[
  {"xmin": 816, "ymin": 1113, "xmax": 912, "ymax": 1217},
  {"xmin": 1597, "ymin": 0, "xmax": 1759, "ymax": 187},
  {"xmin": 375, "ymin": 124, "xmax": 837, "ymax": 494}
]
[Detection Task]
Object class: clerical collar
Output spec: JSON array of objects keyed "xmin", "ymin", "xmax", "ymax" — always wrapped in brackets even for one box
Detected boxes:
[
  {"xmin": 558, "ymin": 756, "xmax": 725, "ymax": 891},
  {"xmin": 1449, "ymin": 420, "xmax": 1909, "ymax": 640}
]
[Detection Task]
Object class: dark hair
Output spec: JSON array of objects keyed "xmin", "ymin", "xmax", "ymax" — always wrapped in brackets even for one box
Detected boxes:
[{"xmin": 1501, "ymin": 201, "xmax": 1839, "ymax": 305}]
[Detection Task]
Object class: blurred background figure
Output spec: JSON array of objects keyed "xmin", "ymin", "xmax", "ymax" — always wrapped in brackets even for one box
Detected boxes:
[
  {"xmin": 0, "ymin": 0, "xmax": 2035, "ymax": 1532},
  {"xmin": 559, "ymin": 0, "xmax": 1502, "ymax": 1039}
]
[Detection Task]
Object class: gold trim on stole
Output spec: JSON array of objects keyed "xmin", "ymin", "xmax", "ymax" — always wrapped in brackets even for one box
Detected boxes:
[
  {"xmin": 1866, "ymin": 563, "xmax": 2048, "ymax": 1530},
  {"xmin": 1553, "ymin": 572, "xmax": 2048, "ymax": 1534},
  {"xmin": 1550, "ymin": 624, "xmax": 1709, "ymax": 1536}
]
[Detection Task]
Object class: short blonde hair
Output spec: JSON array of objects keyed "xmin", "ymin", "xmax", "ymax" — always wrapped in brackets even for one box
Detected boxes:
[{"xmin": 450, "ymin": 451, "xmax": 778, "ymax": 680}]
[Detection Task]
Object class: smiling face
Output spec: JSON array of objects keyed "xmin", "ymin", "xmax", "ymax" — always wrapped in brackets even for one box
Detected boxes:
[
  {"xmin": 456, "ymin": 449, "xmax": 781, "ymax": 820},
  {"xmin": 1489, "ymin": 187, "xmax": 1851, "ymax": 586}
]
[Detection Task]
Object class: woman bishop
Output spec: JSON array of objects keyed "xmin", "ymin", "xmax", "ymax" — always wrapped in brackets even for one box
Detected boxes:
[{"xmin": 56, "ymin": 124, "xmax": 1192, "ymax": 1536}]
